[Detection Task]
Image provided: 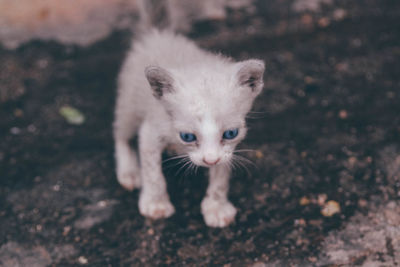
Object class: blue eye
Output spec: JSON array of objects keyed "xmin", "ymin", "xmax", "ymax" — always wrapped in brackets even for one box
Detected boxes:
[
  {"xmin": 223, "ymin": 128, "xmax": 239, "ymax": 140},
  {"xmin": 180, "ymin": 132, "xmax": 197, "ymax": 143}
]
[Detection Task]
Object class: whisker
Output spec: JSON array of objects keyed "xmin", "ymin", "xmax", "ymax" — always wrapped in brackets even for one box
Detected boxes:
[
  {"xmin": 246, "ymin": 115, "xmax": 267, "ymax": 119},
  {"xmin": 194, "ymin": 164, "xmax": 200, "ymax": 176},
  {"xmin": 183, "ymin": 162, "xmax": 193, "ymax": 177},
  {"xmin": 230, "ymin": 156, "xmax": 241, "ymax": 173},
  {"xmin": 232, "ymin": 156, "xmax": 252, "ymax": 177},
  {"xmin": 175, "ymin": 158, "xmax": 192, "ymax": 177},
  {"xmin": 248, "ymin": 110, "xmax": 267, "ymax": 114},
  {"xmin": 234, "ymin": 149, "xmax": 255, "ymax": 154},
  {"xmin": 163, "ymin": 156, "xmax": 189, "ymax": 171},
  {"xmin": 234, "ymin": 154, "xmax": 257, "ymax": 169},
  {"xmin": 162, "ymin": 154, "xmax": 188, "ymax": 164}
]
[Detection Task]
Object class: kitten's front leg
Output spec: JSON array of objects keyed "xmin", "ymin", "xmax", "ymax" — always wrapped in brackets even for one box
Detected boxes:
[
  {"xmin": 201, "ymin": 164, "xmax": 237, "ymax": 227},
  {"xmin": 138, "ymin": 121, "xmax": 175, "ymax": 219}
]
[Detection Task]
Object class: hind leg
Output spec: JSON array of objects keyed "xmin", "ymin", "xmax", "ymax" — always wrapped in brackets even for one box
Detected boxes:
[
  {"xmin": 113, "ymin": 101, "xmax": 142, "ymax": 191},
  {"xmin": 114, "ymin": 139, "xmax": 141, "ymax": 191}
]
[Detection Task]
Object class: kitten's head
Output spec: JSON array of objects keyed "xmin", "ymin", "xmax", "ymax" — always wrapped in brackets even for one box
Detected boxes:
[{"xmin": 145, "ymin": 59, "xmax": 264, "ymax": 167}]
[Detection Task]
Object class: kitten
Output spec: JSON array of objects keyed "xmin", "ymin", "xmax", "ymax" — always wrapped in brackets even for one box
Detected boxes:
[{"xmin": 113, "ymin": 29, "xmax": 264, "ymax": 227}]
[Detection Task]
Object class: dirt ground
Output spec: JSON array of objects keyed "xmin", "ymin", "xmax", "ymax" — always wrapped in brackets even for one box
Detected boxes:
[{"xmin": 1, "ymin": 0, "xmax": 400, "ymax": 266}]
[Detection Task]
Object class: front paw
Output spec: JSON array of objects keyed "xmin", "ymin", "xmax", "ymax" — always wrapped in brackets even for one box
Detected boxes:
[
  {"xmin": 139, "ymin": 194, "xmax": 175, "ymax": 219},
  {"xmin": 117, "ymin": 170, "xmax": 141, "ymax": 191},
  {"xmin": 201, "ymin": 198, "xmax": 237, "ymax": 227}
]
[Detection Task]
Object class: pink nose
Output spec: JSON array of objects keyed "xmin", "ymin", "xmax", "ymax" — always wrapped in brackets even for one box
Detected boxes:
[{"xmin": 203, "ymin": 158, "xmax": 220, "ymax": 165}]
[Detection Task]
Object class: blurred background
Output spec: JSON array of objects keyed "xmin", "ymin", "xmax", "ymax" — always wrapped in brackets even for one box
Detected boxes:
[{"xmin": 1, "ymin": 0, "xmax": 400, "ymax": 266}]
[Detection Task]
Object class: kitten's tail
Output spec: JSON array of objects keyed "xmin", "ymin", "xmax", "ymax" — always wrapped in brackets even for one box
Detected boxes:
[{"xmin": 137, "ymin": 0, "xmax": 171, "ymax": 32}]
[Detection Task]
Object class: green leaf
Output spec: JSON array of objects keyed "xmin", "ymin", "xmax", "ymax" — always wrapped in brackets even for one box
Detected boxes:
[{"xmin": 59, "ymin": 106, "xmax": 85, "ymax": 125}]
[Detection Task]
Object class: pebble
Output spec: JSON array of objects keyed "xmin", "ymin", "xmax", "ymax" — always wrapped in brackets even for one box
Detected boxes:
[
  {"xmin": 348, "ymin": 156, "xmax": 357, "ymax": 167},
  {"xmin": 321, "ymin": 200, "xmax": 341, "ymax": 217},
  {"xmin": 300, "ymin": 196, "xmax": 310, "ymax": 206},
  {"xmin": 317, "ymin": 194, "xmax": 328, "ymax": 206},
  {"xmin": 97, "ymin": 200, "xmax": 107, "ymax": 207},
  {"xmin": 63, "ymin": 226, "xmax": 71, "ymax": 236},
  {"xmin": 10, "ymin": 127, "xmax": 21, "ymax": 135},
  {"xmin": 318, "ymin": 17, "xmax": 330, "ymax": 27},
  {"xmin": 27, "ymin": 124, "xmax": 37, "ymax": 133},
  {"xmin": 300, "ymin": 14, "xmax": 313, "ymax": 26},
  {"xmin": 304, "ymin": 76, "xmax": 314, "ymax": 84},
  {"xmin": 52, "ymin": 184, "xmax": 61, "ymax": 191},
  {"xmin": 147, "ymin": 228, "xmax": 155, "ymax": 235},
  {"xmin": 14, "ymin": 108, "xmax": 23, "ymax": 117},
  {"xmin": 358, "ymin": 199, "xmax": 368, "ymax": 207},
  {"xmin": 295, "ymin": 218, "xmax": 307, "ymax": 226},
  {"xmin": 78, "ymin": 256, "xmax": 88, "ymax": 265},
  {"xmin": 333, "ymin": 8, "xmax": 347, "ymax": 21},
  {"xmin": 308, "ymin": 256, "xmax": 317, "ymax": 263},
  {"xmin": 255, "ymin": 150, "xmax": 263, "ymax": 159},
  {"xmin": 339, "ymin": 110, "xmax": 348, "ymax": 119}
]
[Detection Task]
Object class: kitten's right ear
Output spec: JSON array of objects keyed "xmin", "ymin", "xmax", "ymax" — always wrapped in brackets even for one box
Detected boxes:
[
  {"xmin": 145, "ymin": 66, "xmax": 175, "ymax": 99},
  {"xmin": 235, "ymin": 59, "xmax": 265, "ymax": 95}
]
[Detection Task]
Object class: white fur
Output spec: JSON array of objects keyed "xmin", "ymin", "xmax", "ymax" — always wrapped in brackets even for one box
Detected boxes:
[{"xmin": 113, "ymin": 29, "xmax": 264, "ymax": 227}]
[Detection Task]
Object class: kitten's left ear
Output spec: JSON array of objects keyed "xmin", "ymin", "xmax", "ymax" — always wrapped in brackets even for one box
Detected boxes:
[
  {"xmin": 145, "ymin": 66, "xmax": 175, "ymax": 99},
  {"xmin": 235, "ymin": 59, "xmax": 265, "ymax": 95}
]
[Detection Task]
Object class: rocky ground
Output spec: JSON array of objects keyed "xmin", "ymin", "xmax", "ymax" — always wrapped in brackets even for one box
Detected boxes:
[{"xmin": 1, "ymin": 0, "xmax": 400, "ymax": 266}]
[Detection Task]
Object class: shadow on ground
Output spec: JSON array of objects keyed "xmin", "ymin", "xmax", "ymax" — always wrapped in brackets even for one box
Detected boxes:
[{"xmin": 1, "ymin": 0, "xmax": 400, "ymax": 266}]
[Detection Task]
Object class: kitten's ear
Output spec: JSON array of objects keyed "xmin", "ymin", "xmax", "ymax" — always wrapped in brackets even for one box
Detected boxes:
[
  {"xmin": 145, "ymin": 66, "xmax": 175, "ymax": 99},
  {"xmin": 235, "ymin": 59, "xmax": 265, "ymax": 95}
]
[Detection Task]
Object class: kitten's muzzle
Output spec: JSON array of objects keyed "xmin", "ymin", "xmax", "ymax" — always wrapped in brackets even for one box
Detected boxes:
[{"xmin": 202, "ymin": 157, "xmax": 220, "ymax": 166}]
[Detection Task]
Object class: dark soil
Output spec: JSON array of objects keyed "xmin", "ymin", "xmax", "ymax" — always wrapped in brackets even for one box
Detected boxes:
[{"xmin": 1, "ymin": 0, "xmax": 400, "ymax": 266}]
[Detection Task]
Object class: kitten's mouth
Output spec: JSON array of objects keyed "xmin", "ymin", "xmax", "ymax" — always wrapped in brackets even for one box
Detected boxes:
[{"xmin": 190, "ymin": 157, "xmax": 224, "ymax": 168}]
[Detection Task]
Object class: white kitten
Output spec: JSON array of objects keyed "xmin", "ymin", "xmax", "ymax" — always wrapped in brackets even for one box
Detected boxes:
[{"xmin": 113, "ymin": 29, "xmax": 264, "ymax": 227}]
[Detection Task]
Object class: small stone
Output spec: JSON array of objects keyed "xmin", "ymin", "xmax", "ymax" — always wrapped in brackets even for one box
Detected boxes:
[
  {"xmin": 308, "ymin": 219, "xmax": 323, "ymax": 227},
  {"xmin": 78, "ymin": 256, "xmax": 88, "ymax": 265},
  {"xmin": 321, "ymin": 200, "xmax": 341, "ymax": 217},
  {"xmin": 304, "ymin": 76, "xmax": 314, "ymax": 84},
  {"xmin": 27, "ymin": 124, "xmax": 37, "ymax": 133},
  {"xmin": 295, "ymin": 218, "xmax": 306, "ymax": 226},
  {"xmin": 338, "ymin": 110, "xmax": 348, "ymax": 119},
  {"xmin": 348, "ymin": 156, "xmax": 357, "ymax": 167},
  {"xmin": 97, "ymin": 200, "xmax": 107, "ymax": 207},
  {"xmin": 351, "ymin": 38, "xmax": 362, "ymax": 47},
  {"xmin": 358, "ymin": 199, "xmax": 368, "ymax": 207},
  {"xmin": 53, "ymin": 184, "xmax": 61, "ymax": 191},
  {"xmin": 10, "ymin": 127, "xmax": 21, "ymax": 135},
  {"xmin": 147, "ymin": 228, "xmax": 155, "ymax": 235},
  {"xmin": 317, "ymin": 194, "xmax": 328, "ymax": 206},
  {"xmin": 296, "ymin": 238, "xmax": 304, "ymax": 246},
  {"xmin": 333, "ymin": 8, "xmax": 347, "ymax": 21},
  {"xmin": 318, "ymin": 17, "xmax": 330, "ymax": 27},
  {"xmin": 300, "ymin": 196, "xmax": 310, "ymax": 206},
  {"xmin": 297, "ymin": 89, "xmax": 306, "ymax": 97},
  {"xmin": 37, "ymin": 58, "xmax": 49, "ymax": 69},
  {"xmin": 384, "ymin": 208, "xmax": 400, "ymax": 225},
  {"xmin": 63, "ymin": 226, "xmax": 71, "ymax": 236},
  {"xmin": 335, "ymin": 62, "xmax": 349, "ymax": 72},
  {"xmin": 255, "ymin": 150, "xmax": 263, "ymax": 159},
  {"xmin": 386, "ymin": 91, "xmax": 395, "ymax": 99},
  {"xmin": 308, "ymin": 256, "xmax": 317, "ymax": 263},
  {"xmin": 14, "ymin": 108, "xmax": 23, "ymax": 117},
  {"xmin": 300, "ymin": 14, "xmax": 313, "ymax": 26}
]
